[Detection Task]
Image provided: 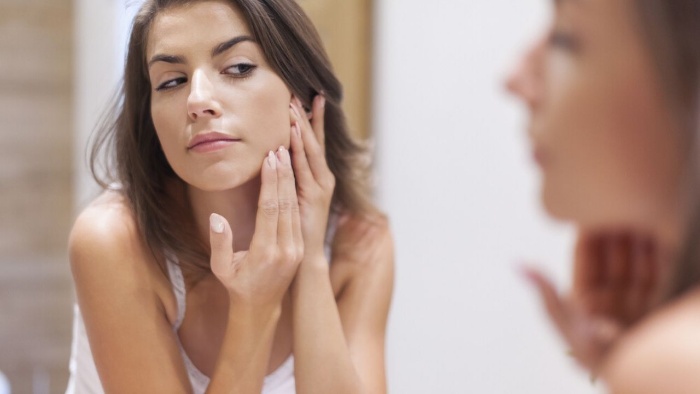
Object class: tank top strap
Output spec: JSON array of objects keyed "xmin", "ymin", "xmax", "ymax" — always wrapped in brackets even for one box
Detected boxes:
[{"xmin": 164, "ymin": 250, "xmax": 187, "ymax": 331}]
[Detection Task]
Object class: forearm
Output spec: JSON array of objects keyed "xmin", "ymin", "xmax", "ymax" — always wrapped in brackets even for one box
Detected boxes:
[
  {"xmin": 205, "ymin": 302, "xmax": 281, "ymax": 394},
  {"xmin": 291, "ymin": 259, "xmax": 366, "ymax": 394}
]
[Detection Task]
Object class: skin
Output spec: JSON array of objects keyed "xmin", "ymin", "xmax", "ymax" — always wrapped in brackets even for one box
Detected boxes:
[
  {"xmin": 507, "ymin": 0, "xmax": 700, "ymax": 391},
  {"xmin": 69, "ymin": 1, "xmax": 393, "ymax": 393}
]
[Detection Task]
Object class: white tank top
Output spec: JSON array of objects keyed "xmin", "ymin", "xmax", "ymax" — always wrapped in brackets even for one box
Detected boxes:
[
  {"xmin": 65, "ymin": 254, "xmax": 296, "ymax": 394},
  {"xmin": 66, "ymin": 206, "xmax": 338, "ymax": 393}
]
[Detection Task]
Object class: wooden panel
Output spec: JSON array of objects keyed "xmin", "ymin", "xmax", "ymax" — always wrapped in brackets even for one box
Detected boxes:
[
  {"xmin": 0, "ymin": 0, "xmax": 74, "ymax": 392},
  {"xmin": 298, "ymin": 0, "xmax": 373, "ymax": 139}
]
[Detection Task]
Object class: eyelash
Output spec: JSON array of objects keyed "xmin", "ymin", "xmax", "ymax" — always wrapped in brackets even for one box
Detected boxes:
[
  {"xmin": 548, "ymin": 30, "xmax": 579, "ymax": 52},
  {"xmin": 154, "ymin": 63, "xmax": 258, "ymax": 92}
]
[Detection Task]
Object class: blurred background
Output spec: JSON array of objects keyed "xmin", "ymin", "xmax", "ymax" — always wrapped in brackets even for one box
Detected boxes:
[{"xmin": 0, "ymin": 0, "xmax": 602, "ymax": 392}]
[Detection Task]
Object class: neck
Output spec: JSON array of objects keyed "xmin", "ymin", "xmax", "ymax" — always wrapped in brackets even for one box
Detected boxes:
[{"xmin": 187, "ymin": 176, "xmax": 261, "ymax": 253}]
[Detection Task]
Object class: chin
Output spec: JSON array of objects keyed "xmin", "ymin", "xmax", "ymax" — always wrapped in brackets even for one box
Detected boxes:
[
  {"xmin": 541, "ymin": 185, "xmax": 646, "ymax": 231},
  {"xmin": 178, "ymin": 166, "xmax": 261, "ymax": 193},
  {"xmin": 540, "ymin": 188, "xmax": 570, "ymax": 222}
]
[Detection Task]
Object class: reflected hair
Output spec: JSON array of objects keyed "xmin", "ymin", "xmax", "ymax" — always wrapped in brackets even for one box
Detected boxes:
[
  {"xmin": 90, "ymin": 0, "xmax": 375, "ymax": 278},
  {"xmin": 634, "ymin": 0, "xmax": 700, "ymax": 299}
]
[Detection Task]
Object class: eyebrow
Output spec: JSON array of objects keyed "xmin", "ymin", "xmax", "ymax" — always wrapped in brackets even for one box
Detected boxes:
[{"xmin": 148, "ymin": 35, "xmax": 256, "ymax": 69}]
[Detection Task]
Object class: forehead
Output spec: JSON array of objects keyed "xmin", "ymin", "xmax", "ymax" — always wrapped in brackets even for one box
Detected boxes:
[
  {"xmin": 555, "ymin": 0, "xmax": 642, "ymax": 44},
  {"xmin": 146, "ymin": 1, "xmax": 252, "ymax": 56}
]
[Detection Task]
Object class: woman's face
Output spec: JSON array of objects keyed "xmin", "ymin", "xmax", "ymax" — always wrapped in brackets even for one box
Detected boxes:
[
  {"xmin": 506, "ymin": 0, "xmax": 685, "ymax": 230},
  {"xmin": 147, "ymin": 0, "xmax": 291, "ymax": 191}
]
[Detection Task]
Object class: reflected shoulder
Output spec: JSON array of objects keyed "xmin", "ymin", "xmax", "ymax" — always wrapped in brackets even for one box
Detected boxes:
[{"xmin": 603, "ymin": 290, "xmax": 700, "ymax": 394}]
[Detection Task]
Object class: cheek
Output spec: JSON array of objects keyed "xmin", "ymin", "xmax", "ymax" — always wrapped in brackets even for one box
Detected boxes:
[
  {"xmin": 239, "ymin": 75, "xmax": 292, "ymax": 151},
  {"xmin": 538, "ymin": 69, "xmax": 683, "ymax": 226},
  {"xmin": 151, "ymin": 103, "xmax": 183, "ymax": 159}
]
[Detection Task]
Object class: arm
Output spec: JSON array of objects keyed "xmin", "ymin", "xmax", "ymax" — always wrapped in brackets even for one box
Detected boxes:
[
  {"xmin": 71, "ymin": 148, "xmax": 303, "ymax": 393},
  {"xmin": 70, "ymin": 201, "xmax": 194, "ymax": 393},
  {"xmin": 293, "ymin": 216, "xmax": 394, "ymax": 394},
  {"xmin": 288, "ymin": 97, "xmax": 395, "ymax": 394}
]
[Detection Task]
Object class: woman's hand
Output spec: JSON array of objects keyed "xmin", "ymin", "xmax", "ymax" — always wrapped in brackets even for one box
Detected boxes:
[
  {"xmin": 208, "ymin": 148, "xmax": 304, "ymax": 308},
  {"xmin": 522, "ymin": 230, "xmax": 660, "ymax": 373},
  {"xmin": 288, "ymin": 95, "xmax": 336, "ymax": 264}
]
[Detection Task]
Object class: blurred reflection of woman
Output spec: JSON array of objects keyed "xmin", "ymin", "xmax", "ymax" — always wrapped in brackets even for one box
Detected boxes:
[
  {"xmin": 66, "ymin": 1, "xmax": 393, "ymax": 393},
  {"xmin": 507, "ymin": 0, "xmax": 700, "ymax": 392}
]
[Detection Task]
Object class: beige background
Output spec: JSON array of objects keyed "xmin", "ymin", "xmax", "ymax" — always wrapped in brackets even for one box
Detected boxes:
[
  {"xmin": 0, "ymin": 0, "xmax": 74, "ymax": 392},
  {"xmin": 0, "ymin": 0, "xmax": 371, "ymax": 392}
]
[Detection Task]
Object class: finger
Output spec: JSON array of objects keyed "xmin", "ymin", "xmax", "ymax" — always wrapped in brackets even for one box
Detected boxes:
[
  {"xmin": 251, "ymin": 151, "xmax": 280, "ymax": 250},
  {"xmin": 574, "ymin": 316, "xmax": 622, "ymax": 370},
  {"xmin": 275, "ymin": 146, "xmax": 299, "ymax": 254},
  {"xmin": 626, "ymin": 237, "xmax": 657, "ymax": 321},
  {"xmin": 637, "ymin": 237, "xmax": 658, "ymax": 294},
  {"xmin": 310, "ymin": 95, "xmax": 326, "ymax": 148},
  {"xmin": 289, "ymin": 110, "xmax": 315, "ymax": 186},
  {"xmin": 604, "ymin": 233, "xmax": 633, "ymax": 317},
  {"xmin": 521, "ymin": 266, "xmax": 571, "ymax": 336},
  {"xmin": 209, "ymin": 213, "xmax": 234, "ymax": 279},
  {"xmin": 606, "ymin": 233, "xmax": 632, "ymax": 287},
  {"xmin": 292, "ymin": 100, "xmax": 332, "ymax": 184},
  {"xmin": 573, "ymin": 231, "xmax": 605, "ymax": 295}
]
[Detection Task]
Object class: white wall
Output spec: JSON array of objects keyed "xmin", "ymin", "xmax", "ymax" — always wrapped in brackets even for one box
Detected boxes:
[
  {"xmin": 373, "ymin": 1, "xmax": 602, "ymax": 393},
  {"xmin": 73, "ymin": 0, "xmax": 139, "ymax": 209}
]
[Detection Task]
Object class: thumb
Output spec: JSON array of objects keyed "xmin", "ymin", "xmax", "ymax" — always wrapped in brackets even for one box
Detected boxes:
[
  {"xmin": 209, "ymin": 213, "xmax": 234, "ymax": 279},
  {"xmin": 520, "ymin": 264, "xmax": 571, "ymax": 336},
  {"xmin": 585, "ymin": 316, "xmax": 622, "ymax": 350}
]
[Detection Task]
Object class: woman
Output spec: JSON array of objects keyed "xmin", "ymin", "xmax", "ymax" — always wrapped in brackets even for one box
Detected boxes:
[
  {"xmin": 507, "ymin": 0, "xmax": 700, "ymax": 392},
  {"xmin": 66, "ymin": 1, "xmax": 394, "ymax": 393}
]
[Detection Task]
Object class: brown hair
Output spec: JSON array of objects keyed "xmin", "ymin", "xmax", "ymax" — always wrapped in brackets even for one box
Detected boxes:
[
  {"xmin": 634, "ymin": 0, "xmax": 700, "ymax": 299},
  {"xmin": 90, "ymin": 0, "xmax": 375, "ymax": 278}
]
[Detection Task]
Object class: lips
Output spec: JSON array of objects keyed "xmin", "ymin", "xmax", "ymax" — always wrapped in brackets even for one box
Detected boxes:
[
  {"xmin": 532, "ymin": 146, "xmax": 548, "ymax": 167},
  {"xmin": 187, "ymin": 131, "xmax": 240, "ymax": 150}
]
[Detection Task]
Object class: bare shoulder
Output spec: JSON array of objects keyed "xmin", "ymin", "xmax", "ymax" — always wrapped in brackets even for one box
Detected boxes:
[
  {"xmin": 331, "ymin": 212, "xmax": 394, "ymax": 268},
  {"xmin": 603, "ymin": 290, "xmax": 700, "ymax": 394},
  {"xmin": 329, "ymin": 211, "xmax": 394, "ymax": 297},
  {"xmin": 70, "ymin": 191, "xmax": 150, "ymax": 275},
  {"xmin": 69, "ymin": 190, "xmax": 171, "ymax": 311},
  {"xmin": 70, "ymin": 191, "xmax": 138, "ymax": 257}
]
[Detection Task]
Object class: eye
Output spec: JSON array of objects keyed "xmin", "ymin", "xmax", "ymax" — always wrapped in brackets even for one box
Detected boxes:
[
  {"xmin": 155, "ymin": 77, "xmax": 187, "ymax": 91},
  {"xmin": 224, "ymin": 63, "xmax": 257, "ymax": 77},
  {"xmin": 548, "ymin": 30, "xmax": 580, "ymax": 52}
]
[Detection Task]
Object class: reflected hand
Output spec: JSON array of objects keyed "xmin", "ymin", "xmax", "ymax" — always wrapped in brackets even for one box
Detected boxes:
[{"xmin": 523, "ymin": 230, "xmax": 660, "ymax": 373}]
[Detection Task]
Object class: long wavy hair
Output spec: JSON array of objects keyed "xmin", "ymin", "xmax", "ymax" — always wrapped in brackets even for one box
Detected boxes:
[
  {"xmin": 634, "ymin": 0, "xmax": 700, "ymax": 299},
  {"xmin": 90, "ymin": 0, "xmax": 374, "ymax": 279}
]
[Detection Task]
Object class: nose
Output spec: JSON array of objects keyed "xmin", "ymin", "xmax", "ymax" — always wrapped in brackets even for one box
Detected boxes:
[
  {"xmin": 187, "ymin": 69, "xmax": 222, "ymax": 121},
  {"xmin": 504, "ymin": 36, "xmax": 546, "ymax": 110}
]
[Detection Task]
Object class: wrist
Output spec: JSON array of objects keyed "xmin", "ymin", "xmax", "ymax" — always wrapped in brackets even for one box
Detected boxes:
[
  {"xmin": 228, "ymin": 296, "xmax": 283, "ymax": 325},
  {"xmin": 301, "ymin": 254, "xmax": 330, "ymax": 272}
]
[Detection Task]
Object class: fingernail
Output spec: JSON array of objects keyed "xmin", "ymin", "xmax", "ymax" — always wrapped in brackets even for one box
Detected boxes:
[
  {"xmin": 210, "ymin": 214, "xmax": 225, "ymax": 234},
  {"xmin": 517, "ymin": 263, "xmax": 538, "ymax": 282},
  {"xmin": 294, "ymin": 122, "xmax": 301, "ymax": 137},
  {"xmin": 276, "ymin": 146, "xmax": 285, "ymax": 161},
  {"xmin": 319, "ymin": 95, "xmax": 326, "ymax": 109},
  {"xmin": 268, "ymin": 150, "xmax": 276, "ymax": 169}
]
